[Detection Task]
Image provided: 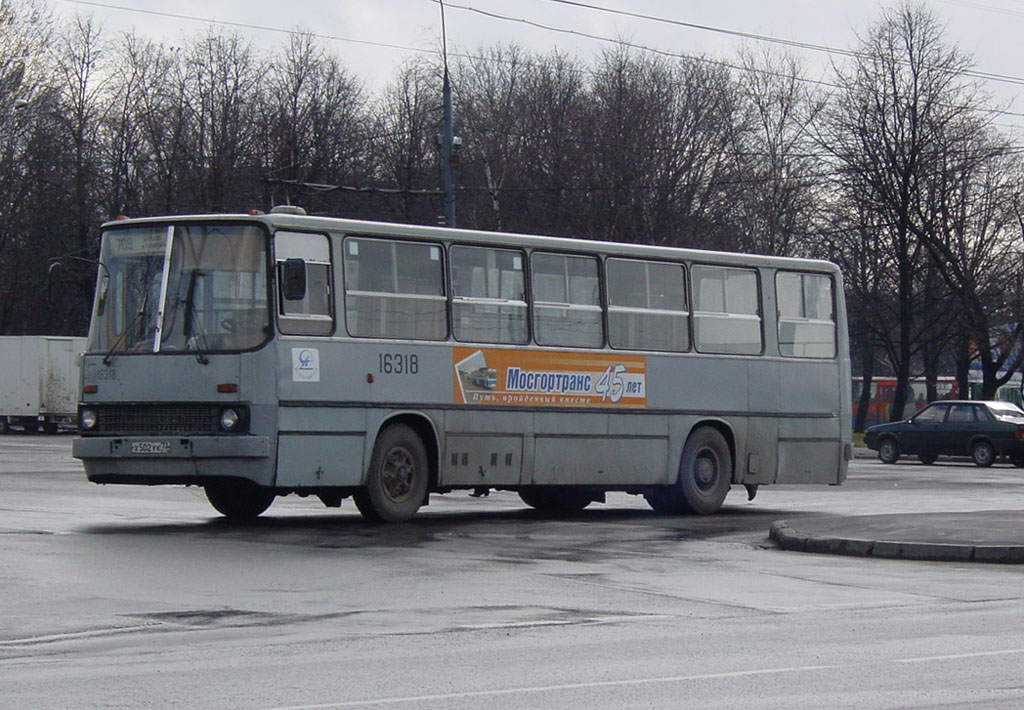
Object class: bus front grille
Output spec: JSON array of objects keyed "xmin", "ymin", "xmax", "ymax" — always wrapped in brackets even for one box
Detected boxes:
[{"xmin": 94, "ymin": 404, "xmax": 222, "ymax": 435}]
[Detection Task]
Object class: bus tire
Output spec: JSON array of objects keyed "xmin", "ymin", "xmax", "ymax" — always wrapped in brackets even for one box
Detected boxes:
[
  {"xmin": 645, "ymin": 427, "xmax": 732, "ymax": 515},
  {"xmin": 355, "ymin": 424, "xmax": 428, "ymax": 523},
  {"xmin": 677, "ymin": 427, "xmax": 732, "ymax": 514},
  {"xmin": 205, "ymin": 479, "xmax": 274, "ymax": 521},
  {"xmin": 518, "ymin": 487, "xmax": 592, "ymax": 513},
  {"xmin": 644, "ymin": 487, "xmax": 683, "ymax": 515}
]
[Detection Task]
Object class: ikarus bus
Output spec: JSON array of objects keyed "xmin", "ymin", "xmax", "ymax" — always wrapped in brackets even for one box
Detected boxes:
[{"xmin": 73, "ymin": 208, "xmax": 852, "ymax": 522}]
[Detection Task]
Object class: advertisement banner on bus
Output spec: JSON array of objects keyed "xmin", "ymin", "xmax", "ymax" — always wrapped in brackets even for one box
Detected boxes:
[{"xmin": 453, "ymin": 348, "xmax": 646, "ymax": 408}]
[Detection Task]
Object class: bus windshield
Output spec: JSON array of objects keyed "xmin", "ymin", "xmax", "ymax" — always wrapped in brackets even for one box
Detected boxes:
[{"xmin": 87, "ymin": 223, "xmax": 269, "ymax": 356}]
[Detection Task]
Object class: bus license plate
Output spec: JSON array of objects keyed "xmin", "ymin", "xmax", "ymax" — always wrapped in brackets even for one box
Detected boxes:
[{"xmin": 130, "ymin": 441, "xmax": 171, "ymax": 455}]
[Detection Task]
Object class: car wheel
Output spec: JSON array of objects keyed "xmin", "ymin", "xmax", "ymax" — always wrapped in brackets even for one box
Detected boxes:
[
  {"xmin": 878, "ymin": 437, "xmax": 900, "ymax": 464},
  {"xmin": 917, "ymin": 453, "xmax": 937, "ymax": 465},
  {"xmin": 971, "ymin": 440, "xmax": 995, "ymax": 468}
]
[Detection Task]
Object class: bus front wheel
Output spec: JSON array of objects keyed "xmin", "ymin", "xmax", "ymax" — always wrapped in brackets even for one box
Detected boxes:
[
  {"xmin": 205, "ymin": 479, "xmax": 275, "ymax": 521},
  {"xmin": 645, "ymin": 427, "xmax": 732, "ymax": 515},
  {"xmin": 518, "ymin": 487, "xmax": 592, "ymax": 513},
  {"xmin": 354, "ymin": 424, "xmax": 429, "ymax": 523}
]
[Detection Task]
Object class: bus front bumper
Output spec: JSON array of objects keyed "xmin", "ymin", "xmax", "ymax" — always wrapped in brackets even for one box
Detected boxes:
[{"xmin": 73, "ymin": 435, "xmax": 272, "ymax": 485}]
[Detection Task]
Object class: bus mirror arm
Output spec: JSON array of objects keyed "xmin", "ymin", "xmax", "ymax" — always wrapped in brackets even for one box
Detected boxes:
[{"xmin": 46, "ymin": 254, "xmax": 108, "ymax": 306}]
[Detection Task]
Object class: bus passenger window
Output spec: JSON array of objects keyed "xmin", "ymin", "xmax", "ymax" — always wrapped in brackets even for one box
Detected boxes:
[
  {"xmin": 531, "ymin": 252, "xmax": 602, "ymax": 348},
  {"xmin": 344, "ymin": 237, "xmax": 447, "ymax": 340},
  {"xmin": 606, "ymin": 258, "xmax": 688, "ymax": 352},
  {"xmin": 451, "ymin": 245, "xmax": 528, "ymax": 344},
  {"xmin": 692, "ymin": 265, "xmax": 762, "ymax": 355},
  {"xmin": 776, "ymin": 271, "xmax": 835, "ymax": 358}
]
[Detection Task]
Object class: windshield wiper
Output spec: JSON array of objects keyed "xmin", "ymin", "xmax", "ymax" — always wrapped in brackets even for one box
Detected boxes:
[
  {"xmin": 103, "ymin": 303, "xmax": 149, "ymax": 365},
  {"xmin": 183, "ymin": 268, "xmax": 209, "ymax": 365}
]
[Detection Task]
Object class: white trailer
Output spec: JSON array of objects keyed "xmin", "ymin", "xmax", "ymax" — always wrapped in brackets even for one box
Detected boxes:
[{"xmin": 0, "ymin": 336, "xmax": 86, "ymax": 434}]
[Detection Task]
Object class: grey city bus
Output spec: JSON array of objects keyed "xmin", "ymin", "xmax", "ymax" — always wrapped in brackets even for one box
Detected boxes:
[{"xmin": 72, "ymin": 208, "xmax": 852, "ymax": 522}]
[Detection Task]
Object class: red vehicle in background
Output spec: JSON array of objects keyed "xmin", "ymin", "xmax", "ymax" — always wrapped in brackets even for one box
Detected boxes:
[{"xmin": 852, "ymin": 377, "xmax": 958, "ymax": 429}]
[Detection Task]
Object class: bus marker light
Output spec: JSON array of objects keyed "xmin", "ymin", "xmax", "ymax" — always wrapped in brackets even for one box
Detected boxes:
[
  {"xmin": 217, "ymin": 383, "xmax": 238, "ymax": 393},
  {"xmin": 82, "ymin": 384, "xmax": 98, "ymax": 394},
  {"xmin": 367, "ymin": 373, "xmax": 374, "ymax": 383}
]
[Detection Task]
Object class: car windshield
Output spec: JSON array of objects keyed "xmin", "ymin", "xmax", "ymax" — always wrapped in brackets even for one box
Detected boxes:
[
  {"xmin": 986, "ymin": 401, "xmax": 1024, "ymax": 420},
  {"xmin": 911, "ymin": 404, "xmax": 947, "ymax": 423},
  {"xmin": 87, "ymin": 223, "xmax": 269, "ymax": 355}
]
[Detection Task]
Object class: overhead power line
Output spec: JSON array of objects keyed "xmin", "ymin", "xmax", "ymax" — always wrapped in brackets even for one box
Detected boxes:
[
  {"xmin": 59, "ymin": 0, "xmax": 1024, "ymax": 126},
  {"xmin": 438, "ymin": 0, "xmax": 1024, "ymax": 122},
  {"xmin": 61, "ymin": 0, "xmax": 427, "ymax": 53},
  {"xmin": 537, "ymin": 0, "xmax": 1024, "ymax": 89}
]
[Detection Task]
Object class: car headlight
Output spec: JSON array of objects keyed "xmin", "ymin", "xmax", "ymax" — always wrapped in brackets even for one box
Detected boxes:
[
  {"xmin": 80, "ymin": 408, "xmax": 98, "ymax": 431},
  {"xmin": 219, "ymin": 408, "xmax": 240, "ymax": 431}
]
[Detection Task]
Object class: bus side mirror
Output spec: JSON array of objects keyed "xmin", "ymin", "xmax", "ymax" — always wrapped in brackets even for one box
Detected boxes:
[{"xmin": 281, "ymin": 258, "xmax": 306, "ymax": 300}]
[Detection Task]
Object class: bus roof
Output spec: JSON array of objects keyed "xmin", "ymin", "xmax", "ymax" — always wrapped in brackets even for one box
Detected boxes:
[{"xmin": 102, "ymin": 211, "xmax": 841, "ymax": 274}]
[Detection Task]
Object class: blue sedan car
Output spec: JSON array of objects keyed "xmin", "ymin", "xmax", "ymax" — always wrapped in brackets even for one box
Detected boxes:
[{"xmin": 864, "ymin": 400, "xmax": 1024, "ymax": 467}]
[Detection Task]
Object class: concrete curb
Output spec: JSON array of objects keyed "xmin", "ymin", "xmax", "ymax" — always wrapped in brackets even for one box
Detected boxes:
[{"xmin": 768, "ymin": 520, "xmax": 1024, "ymax": 564}]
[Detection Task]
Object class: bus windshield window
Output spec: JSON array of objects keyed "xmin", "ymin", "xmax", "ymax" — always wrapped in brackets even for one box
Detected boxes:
[{"xmin": 87, "ymin": 224, "xmax": 269, "ymax": 355}]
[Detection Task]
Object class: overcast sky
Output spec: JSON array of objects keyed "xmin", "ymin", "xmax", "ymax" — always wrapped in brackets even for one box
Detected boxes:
[{"xmin": 54, "ymin": 0, "xmax": 1024, "ymax": 134}]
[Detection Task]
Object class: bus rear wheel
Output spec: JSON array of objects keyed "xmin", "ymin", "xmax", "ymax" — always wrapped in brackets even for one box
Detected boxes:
[
  {"xmin": 354, "ymin": 424, "xmax": 429, "ymax": 523},
  {"xmin": 645, "ymin": 427, "xmax": 732, "ymax": 515},
  {"xmin": 205, "ymin": 479, "xmax": 275, "ymax": 521}
]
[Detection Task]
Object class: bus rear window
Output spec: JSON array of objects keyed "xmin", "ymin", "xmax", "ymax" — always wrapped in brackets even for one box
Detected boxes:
[{"xmin": 776, "ymin": 271, "xmax": 836, "ymax": 358}]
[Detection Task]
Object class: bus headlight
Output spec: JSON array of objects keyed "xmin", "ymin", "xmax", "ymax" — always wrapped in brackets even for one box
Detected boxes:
[
  {"xmin": 80, "ymin": 408, "xmax": 98, "ymax": 431},
  {"xmin": 219, "ymin": 408, "xmax": 240, "ymax": 431}
]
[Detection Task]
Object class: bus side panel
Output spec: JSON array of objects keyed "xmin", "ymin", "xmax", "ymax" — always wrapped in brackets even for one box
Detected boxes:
[
  {"xmin": 531, "ymin": 411, "xmax": 669, "ymax": 485},
  {"xmin": 443, "ymin": 434, "xmax": 523, "ymax": 486},
  {"xmin": 745, "ymin": 359, "xmax": 780, "ymax": 484},
  {"xmin": 776, "ymin": 360, "xmax": 844, "ymax": 484},
  {"xmin": 646, "ymin": 356, "xmax": 748, "ymax": 413},
  {"xmin": 275, "ymin": 433, "xmax": 365, "ymax": 488},
  {"xmin": 442, "ymin": 409, "xmax": 531, "ymax": 486}
]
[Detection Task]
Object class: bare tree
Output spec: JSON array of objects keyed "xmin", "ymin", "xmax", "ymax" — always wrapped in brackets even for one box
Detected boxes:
[
  {"xmin": 734, "ymin": 48, "xmax": 822, "ymax": 256},
  {"xmin": 258, "ymin": 32, "xmax": 369, "ymax": 214},
  {"xmin": 370, "ymin": 57, "xmax": 443, "ymax": 224},
  {"xmin": 913, "ymin": 128, "xmax": 1024, "ymax": 399},
  {"xmin": 179, "ymin": 30, "xmax": 262, "ymax": 212},
  {"xmin": 819, "ymin": 2, "xmax": 978, "ymax": 420}
]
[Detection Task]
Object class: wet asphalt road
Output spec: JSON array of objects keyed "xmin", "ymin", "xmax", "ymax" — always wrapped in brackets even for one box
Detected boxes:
[{"xmin": 2, "ymin": 435, "xmax": 1024, "ymax": 709}]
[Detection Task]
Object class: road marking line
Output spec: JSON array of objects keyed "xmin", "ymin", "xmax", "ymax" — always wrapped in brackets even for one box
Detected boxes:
[
  {"xmin": 261, "ymin": 665, "xmax": 840, "ymax": 710},
  {"xmin": 262, "ymin": 648, "xmax": 1024, "ymax": 709},
  {"xmin": 0, "ymin": 624, "xmax": 161, "ymax": 646},
  {"xmin": 897, "ymin": 648, "xmax": 1024, "ymax": 663}
]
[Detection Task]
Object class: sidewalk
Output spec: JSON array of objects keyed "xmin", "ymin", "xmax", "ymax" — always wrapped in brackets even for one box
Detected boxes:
[{"xmin": 770, "ymin": 511, "xmax": 1024, "ymax": 563}]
